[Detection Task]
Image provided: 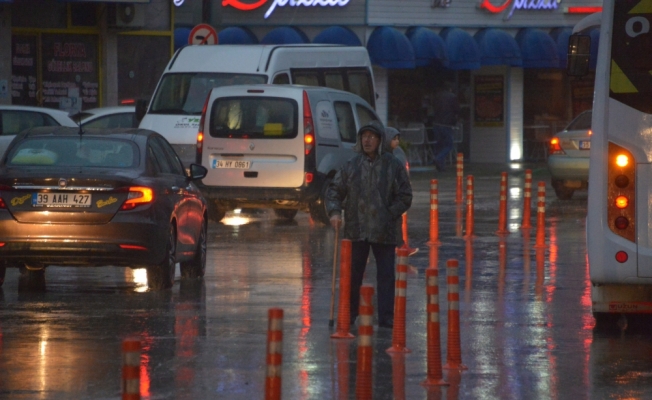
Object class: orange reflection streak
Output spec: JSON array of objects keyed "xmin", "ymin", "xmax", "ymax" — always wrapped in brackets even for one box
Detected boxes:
[
  {"xmin": 465, "ymin": 239, "xmax": 473, "ymax": 304},
  {"xmin": 174, "ymin": 301, "xmax": 199, "ymax": 387},
  {"xmin": 429, "ymin": 243, "xmax": 439, "ymax": 270},
  {"xmin": 390, "ymin": 354, "xmax": 406, "ymax": 400},
  {"xmin": 522, "ymin": 229, "xmax": 531, "ymax": 294},
  {"xmin": 334, "ymin": 340, "xmax": 351, "ymax": 400},
  {"xmin": 546, "ymin": 219, "xmax": 558, "ymax": 302},
  {"xmin": 456, "ymin": 205, "xmax": 463, "ymax": 238},
  {"xmin": 498, "ymin": 239, "xmax": 507, "ymax": 299},
  {"xmin": 298, "ymin": 251, "xmax": 312, "ymax": 399},
  {"xmin": 139, "ymin": 333, "xmax": 153, "ymax": 398},
  {"xmin": 581, "ymin": 252, "xmax": 593, "ymax": 389}
]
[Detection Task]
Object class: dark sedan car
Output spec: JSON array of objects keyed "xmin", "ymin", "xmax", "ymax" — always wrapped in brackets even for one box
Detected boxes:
[{"xmin": 0, "ymin": 127, "xmax": 208, "ymax": 291}]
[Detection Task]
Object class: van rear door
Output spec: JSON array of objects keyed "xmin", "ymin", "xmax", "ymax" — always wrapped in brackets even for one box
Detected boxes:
[{"xmin": 201, "ymin": 89, "xmax": 304, "ymax": 188}]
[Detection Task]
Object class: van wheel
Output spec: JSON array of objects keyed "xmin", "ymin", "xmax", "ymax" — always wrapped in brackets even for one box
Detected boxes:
[
  {"xmin": 552, "ymin": 180, "xmax": 574, "ymax": 200},
  {"xmin": 274, "ymin": 209, "xmax": 298, "ymax": 221},
  {"xmin": 309, "ymin": 178, "xmax": 331, "ymax": 225},
  {"xmin": 208, "ymin": 201, "xmax": 227, "ymax": 222}
]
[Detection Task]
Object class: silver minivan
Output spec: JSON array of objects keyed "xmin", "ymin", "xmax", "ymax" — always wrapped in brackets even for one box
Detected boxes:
[{"xmin": 196, "ymin": 84, "xmax": 380, "ymax": 223}]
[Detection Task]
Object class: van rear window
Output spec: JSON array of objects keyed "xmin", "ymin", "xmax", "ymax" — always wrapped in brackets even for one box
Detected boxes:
[{"xmin": 209, "ymin": 97, "xmax": 298, "ymax": 139}]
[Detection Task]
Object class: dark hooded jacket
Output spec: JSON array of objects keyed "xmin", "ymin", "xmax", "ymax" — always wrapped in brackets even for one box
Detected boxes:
[{"xmin": 325, "ymin": 121, "xmax": 413, "ymax": 245}]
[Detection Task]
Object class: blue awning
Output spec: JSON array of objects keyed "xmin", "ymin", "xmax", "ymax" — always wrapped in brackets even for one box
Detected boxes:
[
  {"xmin": 439, "ymin": 28, "xmax": 481, "ymax": 70},
  {"xmin": 219, "ymin": 26, "xmax": 258, "ymax": 45},
  {"xmin": 261, "ymin": 27, "xmax": 310, "ymax": 45},
  {"xmin": 405, "ymin": 27, "xmax": 448, "ymax": 67},
  {"xmin": 174, "ymin": 27, "xmax": 191, "ymax": 51},
  {"xmin": 550, "ymin": 27, "xmax": 572, "ymax": 69},
  {"xmin": 367, "ymin": 26, "xmax": 415, "ymax": 69},
  {"xmin": 516, "ymin": 28, "xmax": 560, "ymax": 68},
  {"xmin": 313, "ymin": 26, "xmax": 361, "ymax": 46},
  {"xmin": 588, "ymin": 27, "xmax": 600, "ymax": 70},
  {"xmin": 474, "ymin": 28, "xmax": 522, "ymax": 67}
]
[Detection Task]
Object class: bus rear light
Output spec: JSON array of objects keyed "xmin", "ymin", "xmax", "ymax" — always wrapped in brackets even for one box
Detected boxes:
[
  {"xmin": 305, "ymin": 172, "xmax": 314, "ymax": 184},
  {"xmin": 549, "ymin": 137, "xmax": 565, "ymax": 155},
  {"xmin": 615, "ymin": 251, "xmax": 628, "ymax": 263},
  {"xmin": 608, "ymin": 142, "xmax": 635, "ymax": 242},
  {"xmin": 303, "ymin": 91, "xmax": 315, "ymax": 156},
  {"xmin": 615, "ymin": 196, "xmax": 629, "ymax": 209},
  {"xmin": 120, "ymin": 244, "xmax": 148, "ymax": 251},
  {"xmin": 615, "ymin": 216, "xmax": 629, "ymax": 230},
  {"xmin": 0, "ymin": 197, "xmax": 5, "ymax": 209},
  {"xmin": 196, "ymin": 94, "xmax": 210, "ymax": 165}
]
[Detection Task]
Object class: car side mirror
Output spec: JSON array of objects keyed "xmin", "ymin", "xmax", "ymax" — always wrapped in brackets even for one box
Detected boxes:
[
  {"xmin": 188, "ymin": 163, "xmax": 207, "ymax": 180},
  {"xmin": 135, "ymin": 99, "xmax": 149, "ymax": 123},
  {"xmin": 567, "ymin": 34, "xmax": 591, "ymax": 77}
]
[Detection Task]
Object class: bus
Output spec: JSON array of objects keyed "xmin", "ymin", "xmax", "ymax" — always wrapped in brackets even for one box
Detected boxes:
[{"xmin": 570, "ymin": 1, "xmax": 652, "ymax": 326}]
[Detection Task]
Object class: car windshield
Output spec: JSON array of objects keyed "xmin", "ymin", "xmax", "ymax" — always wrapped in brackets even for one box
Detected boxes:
[
  {"xmin": 149, "ymin": 72, "xmax": 267, "ymax": 115},
  {"xmin": 7, "ymin": 137, "xmax": 139, "ymax": 168},
  {"xmin": 566, "ymin": 111, "xmax": 592, "ymax": 131},
  {"xmin": 209, "ymin": 97, "xmax": 298, "ymax": 139}
]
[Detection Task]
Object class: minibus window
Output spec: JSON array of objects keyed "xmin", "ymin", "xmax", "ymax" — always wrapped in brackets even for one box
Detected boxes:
[
  {"xmin": 273, "ymin": 73, "xmax": 290, "ymax": 84},
  {"xmin": 325, "ymin": 73, "xmax": 345, "ymax": 91},
  {"xmin": 293, "ymin": 73, "xmax": 320, "ymax": 87},
  {"xmin": 347, "ymin": 71, "xmax": 374, "ymax": 106}
]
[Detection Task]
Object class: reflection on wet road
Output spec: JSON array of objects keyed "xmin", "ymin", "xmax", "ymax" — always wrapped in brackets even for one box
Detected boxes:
[{"xmin": 2, "ymin": 164, "xmax": 652, "ymax": 399}]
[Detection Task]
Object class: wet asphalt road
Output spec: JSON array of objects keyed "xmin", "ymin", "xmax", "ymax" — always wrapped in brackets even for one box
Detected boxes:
[{"xmin": 2, "ymin": 162, "xmax": 652, "ymax": 399}]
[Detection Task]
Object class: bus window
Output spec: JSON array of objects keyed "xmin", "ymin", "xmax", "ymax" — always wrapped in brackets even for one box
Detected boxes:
[
  {"xmin": 293, "ymin": 72, "xmax": 320, "ymax": 87},
  {"xmin": 273, "ymin": 73, "xmax": 290, "ymax": 84},
  {"xmin": 348, "ymin": 70, "xmax": 375, "ymax": 106},
  {"xmin": 325, "ymin": 73, "xmax": 345, "ymax": 91}
]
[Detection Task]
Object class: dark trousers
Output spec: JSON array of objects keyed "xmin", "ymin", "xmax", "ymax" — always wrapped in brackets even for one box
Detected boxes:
[{"xmin": 350, "ymin": 240, "xmax": 396, "ymax": 324}]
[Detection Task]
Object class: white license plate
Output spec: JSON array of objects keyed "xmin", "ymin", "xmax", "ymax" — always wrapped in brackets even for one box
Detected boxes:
[
  {"xmin": 212, "ymin": 159, "xmax": 251, "ymax": 169},
  {"xmin": 32, "ymin": 193, "xmax": 92, "ymax": 207},
  {"xmin": 579, "ymin": 140, "xmax": 591, "ymax": 150}
]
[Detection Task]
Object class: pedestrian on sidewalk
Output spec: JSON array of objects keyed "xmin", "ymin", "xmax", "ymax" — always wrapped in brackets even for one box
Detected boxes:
[{"xmin": 326, "ymin": 121, "xmax": 413, "ymax": 328}]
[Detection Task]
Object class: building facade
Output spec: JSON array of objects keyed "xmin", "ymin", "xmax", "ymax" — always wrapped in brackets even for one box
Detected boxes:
[{"xmin": 0, "ymin": 0, "xmax": 601, "ymax": 162}]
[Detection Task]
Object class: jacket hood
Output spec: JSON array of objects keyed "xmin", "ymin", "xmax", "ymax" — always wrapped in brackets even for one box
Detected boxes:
[
  {"xmin": 384, "ymin": 127, "xmax": 400, "ymax": 153},
  {"xmin": 354, "ymin": 120, "xmax": 386, "ymax": 155}
]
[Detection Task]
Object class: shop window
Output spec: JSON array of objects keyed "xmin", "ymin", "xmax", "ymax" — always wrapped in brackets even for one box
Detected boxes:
[
  {"xmin": 334, "ymin": 102, "xmax": 356, "ymax": 143},
  {"xmin": 118, "ymin": 36, "xmax": 170, "ymax": 102},
  {"xmin": 70, "ymin": 3, "xmax": 98, "ymax": 27}
]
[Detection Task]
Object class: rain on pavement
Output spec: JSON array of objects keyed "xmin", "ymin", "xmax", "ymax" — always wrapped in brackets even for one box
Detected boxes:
[{"xmin": 2, "ymin": 163, "xmax": 652, "ymax": 400}]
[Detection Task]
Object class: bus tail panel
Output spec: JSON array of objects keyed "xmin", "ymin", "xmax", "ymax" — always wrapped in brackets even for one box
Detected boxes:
[{"xmin": 593, "ymin": 284, "xmax": 652, "ymax": 313}]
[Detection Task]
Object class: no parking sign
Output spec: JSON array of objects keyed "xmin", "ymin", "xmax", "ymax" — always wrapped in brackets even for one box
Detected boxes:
[{"xmin": 188, "ymin": 23, "xmax": 218, "ymax": 45}]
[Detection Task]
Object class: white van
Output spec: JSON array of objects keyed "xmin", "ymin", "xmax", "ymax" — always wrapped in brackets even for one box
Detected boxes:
[
  {"xmin": 138, "ymin": 44, "xmax": 375, "ymax": 167},
  {"xmin": 196, "ymin": 84, "xmax": 380, "ymax": 223}
]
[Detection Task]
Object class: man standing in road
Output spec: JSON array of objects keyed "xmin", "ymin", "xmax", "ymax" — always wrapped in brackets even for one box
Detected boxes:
[{"xmin": 326, "ymin": 121, "xmax": 413, "ymax": 328}]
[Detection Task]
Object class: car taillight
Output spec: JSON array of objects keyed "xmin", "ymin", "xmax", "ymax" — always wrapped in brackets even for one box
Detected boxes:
[
  {"xmin": 196, "ymin": 94, "xmax": 210, "ymax": 165},
  {"xmin": 549, "ymin": 137, "xmax": 565, "ymax": 155},
  {"xmin": 0, "ymin": 197, "xmax": 5, "ymax": 209},
  {"xmin": 0, "ymin": 185, "xmax": 11, "ymax": 209},
  {"xmin": 120, "ymin": 187, "xmax": 154, "ymax": 211},
  {"xmin": 303, "ymin": 90, "xmax": 315, "ymax": 156},
  {"xmin": 608, "ymin": 142, "xmax": 635, "ymax": 242}
]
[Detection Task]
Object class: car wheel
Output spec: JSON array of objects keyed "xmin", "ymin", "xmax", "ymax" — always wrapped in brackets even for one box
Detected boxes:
[
  {"xmin": 274, "ymin": 208, "xmax": 298, "ymax": 221},
  {"xmin": 180, "ymin": 217, "xmax": 207, "ymax": 279},
  {"xmin": 0, "ymin": 266, "xmax": 5, "ymax": 287},
  {"xmin": 208, "ymin": 201, "xmax": 226, "ymax": 223},
  {"xmin": 147, "ymin": 224, "xmax": 176, "ymax": 290},
  {"xmin": 18, "ymin": 265, "xmax": 46, "ymax": 292},
  {"xmin": 309, "ymin": 177, "xmax": 331, "ymax": 225}
]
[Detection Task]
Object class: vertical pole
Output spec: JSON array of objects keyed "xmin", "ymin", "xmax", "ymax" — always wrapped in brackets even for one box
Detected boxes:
[
  {"xmin": 387, "ymin": 249, "xmax": 410, "ymax": 353},
  {"xmin": 332, "ymin": 239, "xmax": 355, "ymax": 339},
  {"xmin": 428, "ymin": 179, "xmax": 440, "ymax": 245},
  {"xmin": 122, "ymin": 338, "xmax": 141, "ymax": 400},
  {"xmin": 534, "ymin": 182, "xmax": 546, "ymax": 249},
  {"xmin": 496, "ymin": 172, "xmax": 509, "ymax": 235},
  {"xmin": 265, "ymin": 308, "xmax": 284, "ymax": 400},
  {"xmin": 356, "ymin": 285, "xmax": 375, "ymax": 400},
  {"xmin": 455, "ymin": 153, "xmax": 464, "ymax": 204},
  {"xmin": 464, "ymin": 176, "xmax": 474, "ymax": 239},
  {"xmin": 521, "ymin": 169, "xmax": 533, "ymax": 229},
  {"xmin": 421, "ymin": 268, "xmax": 448, "ymax": 387},
  {"xmin": 444, "ymin": 259, "xmax": 467, "ymax": 370}
]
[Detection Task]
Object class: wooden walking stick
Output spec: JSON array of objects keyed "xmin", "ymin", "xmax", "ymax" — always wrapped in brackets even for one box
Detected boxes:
[{"xmin": 329, "ymin": 226, "xmax": 340, "ymax": 327}]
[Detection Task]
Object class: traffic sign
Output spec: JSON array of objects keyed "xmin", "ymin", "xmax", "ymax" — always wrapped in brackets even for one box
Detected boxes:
[{"xmin": 188, "ymin": 23, "xmax": 218, "ymax": 45}]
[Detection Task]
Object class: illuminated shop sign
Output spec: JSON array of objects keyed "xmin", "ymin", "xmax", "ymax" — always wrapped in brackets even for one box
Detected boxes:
[
  {"xmin": 479, "ymin": 0, "xmax": 561, "ymax": 20},
  {"xmin": 222, "ymin": 0, "xmax": 351, "ymax": 19}
]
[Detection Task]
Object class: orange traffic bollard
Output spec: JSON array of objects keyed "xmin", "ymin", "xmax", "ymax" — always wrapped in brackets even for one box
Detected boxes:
[
  {"xmin": 387, "ymin": 249, "xmax": 410, "ymax": 354},
  {"xmin": 421, "ymin": 268, "xmax": 449, "ymax": 387},
  {"xmin": 427, "ymin": 179, "xmax": 441, "ymax": 246},
  {"xmin": 265, "ymin": 308, "xmax": 284, "ymax": 400},
  {"xmin": 455, "ymin": 153, "xmax": 464, "ymax": 204},
  {"xmin": 455, "ymin": 205, "xmax": 463, "ymax": 238},
  {"xmin": 534, "ymin": 182, "xmax": 546, "ymax": 249},
  {"xmin": 335, "ymin": 340, "xmax": 351, "ymax": 400},
  {"xmin": 332, "ymin": 239, "xmax": 355, "ymax": 339},
  {"xmin": 444, "ymin": 259, "xmax": 467, "ymax": 370},
  {"xmin": 356, "ymin": 285, "xmax": 375, "ymax": 400},
  {"xmin": 122, "ymin": 338, "xmax": 141, "ymax": 400},
  {"xmin": 520, "ymin": 169, "xmax": 533, "ymax": 229},
  {"xmin": 496, "ymin": 172, "xmax": 509, "ymax": 235},
  {"xmin": 400, "ymin": 213, "xmax": 418, "ymax": 255},
  {"xmin": 464, "ymin": 176, "xmax": 475, "ymax": 239},
  {"xmin": 429, "ymin": 240, "xmax": 439, "ymax": 270}
]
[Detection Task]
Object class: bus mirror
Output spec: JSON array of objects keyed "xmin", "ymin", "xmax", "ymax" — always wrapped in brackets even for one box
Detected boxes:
[
  {"xmin": 567, "ymin": 34, "xmax": 591, "ymax": 77},
  {"xmin": 135, "ymin": 99, "xmax": 149, "ymax": 123}
]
